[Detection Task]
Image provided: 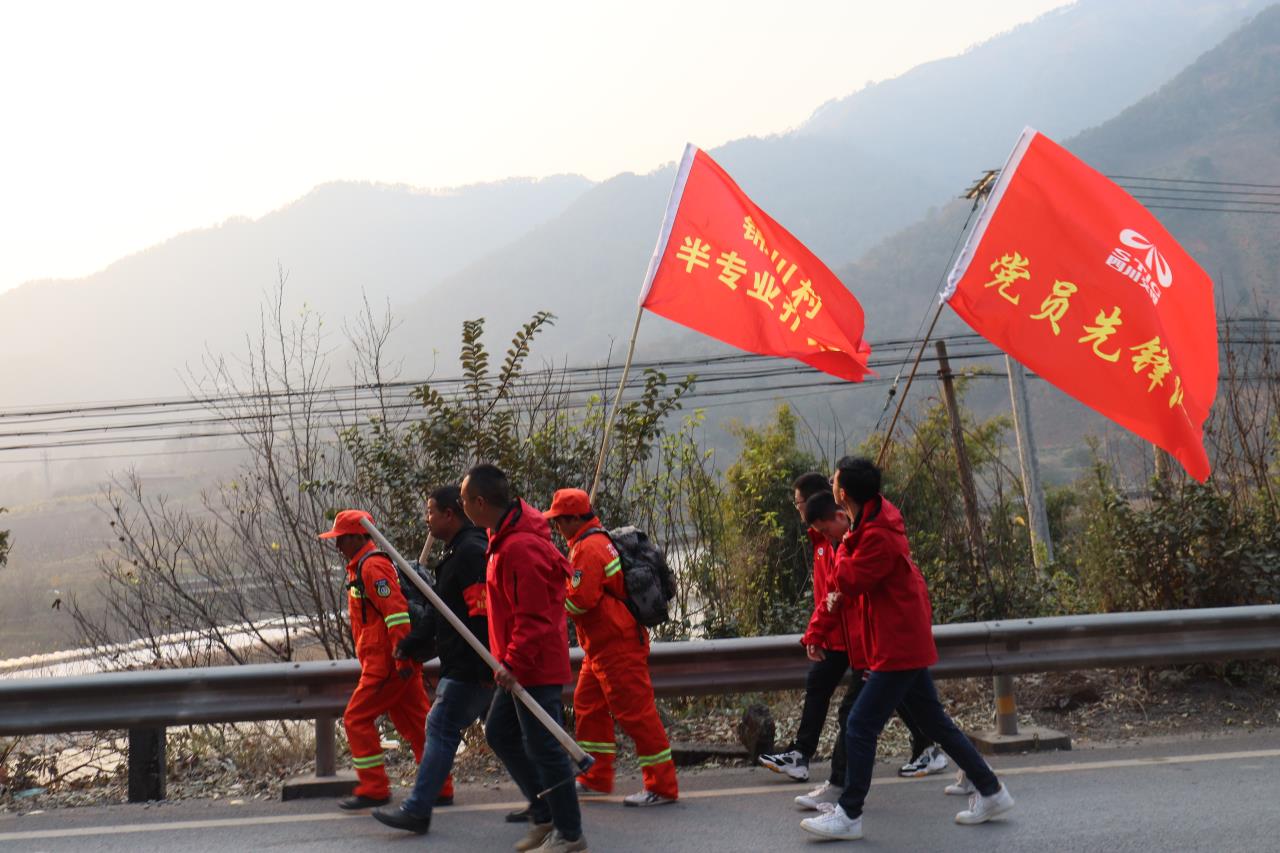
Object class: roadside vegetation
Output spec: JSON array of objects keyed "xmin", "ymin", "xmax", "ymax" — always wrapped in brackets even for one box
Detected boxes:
[
  {"xmin": 69, "ymin": 293, "xmax": 1280, "ymax": 659},
  {"xmin": 5, "ymin": 289, "xmax": 1273, "ymax": 811}
]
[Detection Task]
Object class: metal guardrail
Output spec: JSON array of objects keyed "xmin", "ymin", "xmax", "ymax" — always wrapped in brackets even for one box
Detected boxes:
[{"xmin": 3, "ymin": 605, "xmax": 1279, "ymax": 800}]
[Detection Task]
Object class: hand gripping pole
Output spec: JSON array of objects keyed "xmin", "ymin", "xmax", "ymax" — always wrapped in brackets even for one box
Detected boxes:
[{"xmin": 359, "ymin": 518, "xmax": 594, "ymax": 782}]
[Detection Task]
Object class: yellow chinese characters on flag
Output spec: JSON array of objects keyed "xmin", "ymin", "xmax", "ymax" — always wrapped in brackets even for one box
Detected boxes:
[
  {"xmin": 639, "ymin": 145, "xmax": 872, "ymax": 382},
  {"xmin": 945, "ymin": 128, "xmax": 1218, "ymax": 481}
]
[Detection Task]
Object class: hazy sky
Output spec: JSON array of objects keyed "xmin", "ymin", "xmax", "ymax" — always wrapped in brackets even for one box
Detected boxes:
[{"xmin": 0, "ymin": 0, "xmax": 1067, "ymax": 295}]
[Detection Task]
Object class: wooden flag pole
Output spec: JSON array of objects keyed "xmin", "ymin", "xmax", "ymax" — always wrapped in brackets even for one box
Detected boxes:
[
  {"xmin": 589, "ymin": 305, "xmax": 644, "ymax": 503},
  {"xmin": 876, "ymin": 302, "xmax": 944, "ymax": 468},
  {"xmin": 359, "ymin": 518, "xmax": 593, "ymax": 775}
]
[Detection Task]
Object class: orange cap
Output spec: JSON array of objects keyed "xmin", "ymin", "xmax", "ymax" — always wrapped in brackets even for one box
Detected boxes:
[
  {"xmin": 318, "ymin": 509, "xmax": 374, "ymax": 539},
  {"xmin": 544, "ymin": 488, "xmax": 591, "ymax": 520}
]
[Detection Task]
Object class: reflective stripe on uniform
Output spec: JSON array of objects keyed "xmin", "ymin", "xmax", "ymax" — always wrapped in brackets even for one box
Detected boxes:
[
  {"xmin": 636, "ymin": 748, "xmax": 672, "ymax": 767},
  {"xmin": 577, "ymin": 741, "xmax": 617, "ymax": 754},
  {"xmin": 351, "ymin": 752, "xmax": 384, "ymax": 768},
  {"xmin": 349, "ymin": 587, "xmax": 364, "ymax": 599},
  {"xmin": 383, "ymin": 611, "xmax": 410, "ymax": 628},
  {"xmin": 603, "ymin": 558, "xmax": 622, "ymax": 578},
  {"xmin": 565, "ymin": 600, "xmax": 587, "ymax": 615}
]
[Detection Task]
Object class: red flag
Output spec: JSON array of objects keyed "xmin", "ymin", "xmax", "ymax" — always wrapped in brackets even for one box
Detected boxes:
[
  {"xmin": 639, "ymin": 145, "xmax": 872, "ymax": 381},
  {"xmin": 944, "ymin": 128, "xmax": 1218, "ymax": 480}
]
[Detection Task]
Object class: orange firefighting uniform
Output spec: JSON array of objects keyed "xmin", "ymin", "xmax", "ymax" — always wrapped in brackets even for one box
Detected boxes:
[
  {"xmin": 343, "ymin": 540, "xmax": 446, "ymax": 800},
  {"xmin": 565, "ymin": 520, "xmax": 678, "ymax": 799}
]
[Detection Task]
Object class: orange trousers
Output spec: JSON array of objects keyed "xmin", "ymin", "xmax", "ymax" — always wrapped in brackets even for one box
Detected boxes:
[
  {"xmin": 573, "ymin": 645, "xmax": 678, "ymax": 799},
  {"xmin": 343, "ymin": 670, "xmax": 452, "ymax": 800}
]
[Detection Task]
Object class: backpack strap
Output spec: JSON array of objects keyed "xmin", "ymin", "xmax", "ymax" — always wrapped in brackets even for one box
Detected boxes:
[
  {"xmin": 579, "ymin": 527, "xmax": 629, "ymax": 605},
  {"xmin": 347, "ymin": 549, "xmax": 390, "ymax": 625}
]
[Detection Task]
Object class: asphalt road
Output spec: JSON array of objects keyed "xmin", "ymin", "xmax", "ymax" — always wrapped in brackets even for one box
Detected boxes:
[{"xmin": 3, "ymin": 731, "xmax": 1280, "ymax": 852}]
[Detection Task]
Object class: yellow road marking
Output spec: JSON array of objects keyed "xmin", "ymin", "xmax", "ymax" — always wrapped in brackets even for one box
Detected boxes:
[{"xmin": 3, "ymin": 747, "xmax": 1279, "ymax": 842}]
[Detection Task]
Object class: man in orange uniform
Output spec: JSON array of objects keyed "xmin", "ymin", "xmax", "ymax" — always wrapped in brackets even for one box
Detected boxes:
[
  {"xmin": 545, "ymin": 488, "xmax": 678, "ymax": 807},
  {"xmin": 319, "ymin": 509, "xmax": 429, "ymax": 810}
]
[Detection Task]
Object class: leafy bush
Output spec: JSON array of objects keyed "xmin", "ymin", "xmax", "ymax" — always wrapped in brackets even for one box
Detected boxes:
[{"xmin": 1074, "ymin": 465, "xmax": 1280, "ymax": 612}]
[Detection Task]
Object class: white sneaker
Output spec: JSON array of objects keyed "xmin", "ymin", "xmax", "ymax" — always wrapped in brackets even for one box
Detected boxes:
[
  {"xmin": 800, "ymin": 804, "xmax": 864, "ymax": 840},
  {"xmin": 795, "ymin": 781, "xmax": 844, "ymax": 810},
  {"xmin": 944, "ymin": 770, "xmax": 975, "ymax": 796},
  {"xmin": 955, "ymin": 784, "xmax": 1014, "ymax": 825},
  {"xmin": 574, "ymin": 781, "xmax": 607, "ymax": 797},
  {"xmin": 623, "ymin": 790, "xmax": 676, "ymax": 807},
  {"xmin": 898, "ymin": 744, "xmax": 949, "ymax": 777},
  {"xmin": 758, "ymin": 749, "xmax": 810, "ymax": 782}
]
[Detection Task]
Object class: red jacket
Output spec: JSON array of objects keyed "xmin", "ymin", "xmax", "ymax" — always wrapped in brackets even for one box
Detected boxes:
[
  {"xmin": 564, "ymin": 519, "xmax": 646, "ymax": 658},
  {"xmin": 485, "ymin": 500, "xmax": 573, "ymax": 687},
  {"xmin": 801, "ymin": 528, "xmax": 845, "ymax": 653},
  {"xmin": 346, "ymin": 540, "xmax": 416, "ymax": 679},
  {"xmin": 832, "ymin": 496, "xmax": 937, "ymax": 672}
]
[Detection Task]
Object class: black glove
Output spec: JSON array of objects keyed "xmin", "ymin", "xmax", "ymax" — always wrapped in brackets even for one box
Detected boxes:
[{"xmin": 396, "ymin": 633, "xmax": 437, "ymax": 663}]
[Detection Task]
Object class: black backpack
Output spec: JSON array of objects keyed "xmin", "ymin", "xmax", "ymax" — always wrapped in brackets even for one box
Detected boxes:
[{"xmin": 583, "ymin": 526, "xmax": 677, "ymax": 628}]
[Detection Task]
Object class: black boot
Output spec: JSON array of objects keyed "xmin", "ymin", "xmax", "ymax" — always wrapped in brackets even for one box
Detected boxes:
[
  {"xmin": 338, "ymin": 793, "xmax": 391, "ymax": 810},
  {"xmin": 372, "ymin": 805, "xmax": 431, "ymax": 834}
]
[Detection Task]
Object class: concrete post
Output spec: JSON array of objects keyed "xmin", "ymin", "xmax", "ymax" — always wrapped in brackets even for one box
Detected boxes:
[
  {"xmin": 993, "ymin": 673, "xmax": 1019, "ymax": 736},
  {"xmin": 1006, "ymin": 356, "xmax": 1054, "ymax": 569}
]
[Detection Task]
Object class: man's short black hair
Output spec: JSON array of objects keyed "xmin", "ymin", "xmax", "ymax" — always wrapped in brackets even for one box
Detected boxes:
[
  {"xmin": 834, "ymin": 456, "xmax": 880, "ymax": 504},
  {"xmin": 428, "ymin": 484, "xmax": 464, "ymax": 516},
  {"xmin": 464, "ymin": 463, "xmax": 511, "ymax": 506},
  {"xmin": 792, "ymin": 471, "xmax": 832, "ymax": 501},
  {"xmin": 804, "ymin": 491, "xmax": 841, "ymax": 525}
]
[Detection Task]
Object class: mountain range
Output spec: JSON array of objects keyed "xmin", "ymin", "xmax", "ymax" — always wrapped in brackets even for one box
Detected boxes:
[{"xmin": 1, "ymin": 0, "xmax": 1272, "ymax": 411}]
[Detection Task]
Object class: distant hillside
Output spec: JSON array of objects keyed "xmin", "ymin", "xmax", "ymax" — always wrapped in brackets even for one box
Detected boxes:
[
  {"xmin": 0, "ymin": 0, "xmax": 1267, "ymax": 411},
  {"xmin": 833, "ymin": 2, "xmax": 1280, "ymax": 469},
  {"xmin": 842, "ymin": 1, "xmax": 1280, "ymax": 341},
  {"xmin": 0, "ymin": 176, "xmax": 592, "ymax": 405},
  {"xmin": 387, "ymin": 0, "xmax": 1269, "ymax": 375}
]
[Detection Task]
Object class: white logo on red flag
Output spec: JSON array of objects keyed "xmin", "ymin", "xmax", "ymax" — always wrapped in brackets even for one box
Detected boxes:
[{"xmin": 1106, "ymin": 228, "xmax": 1174, "ymax": 305}]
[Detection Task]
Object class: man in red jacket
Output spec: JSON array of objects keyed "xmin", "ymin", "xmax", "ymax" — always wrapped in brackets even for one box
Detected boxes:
[
  {"xmin": 545, "ymin": 488, "xmax": 678, "ymax": 807},
  {"xmin": 319, "ymin": 509, "xmax": 427, "ymax": 810},
  {"xmin": 758, "ymin": 473, "xmax": 849, "ymax": 787},
  {"xmin": 461, "ymin": 464, "xmax": 586, "ymax": 853},
  {"xmin": 800, "ymin": 458, "xmax": 1014, "ymax": 842}
]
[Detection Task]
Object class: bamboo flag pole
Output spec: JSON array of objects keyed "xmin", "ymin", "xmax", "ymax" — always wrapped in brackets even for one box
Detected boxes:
[
  {"xmin": 589, "ymin": 145, "xmax": 696, "ymax": 504},
  {"xmin": 876, "ymin": 171, "xmax": 995, "ymax": 469},
  {"xmin": 876, "ymin": 302, "xmax": 944, "ymax": 468},
  {"xmin": 589, "ymin": 305, "xmax": 644, "ymax": 503},
  {"xmin": 359, "ymin": 518, "xmax": 593, "ymax": 776}
]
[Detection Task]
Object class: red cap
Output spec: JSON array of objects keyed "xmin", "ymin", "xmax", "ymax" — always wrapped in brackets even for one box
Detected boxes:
[
  {"xmin": 544, "ymin": 488, "xmax": 591, "ymax": 520},
  {"xmin": 318, "ymin": 509, "xmax": 374, "ymax": 539}
]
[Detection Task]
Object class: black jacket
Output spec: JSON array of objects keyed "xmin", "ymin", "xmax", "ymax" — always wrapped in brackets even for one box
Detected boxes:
[{"xmin": 399, "ymin": 523, "xmax": 493, "ymax": 684}]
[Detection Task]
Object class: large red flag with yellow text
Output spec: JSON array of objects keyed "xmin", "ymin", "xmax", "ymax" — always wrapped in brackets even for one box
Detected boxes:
[
  {"xmin": 639, "ymin": 145, "xmax": 872, "ymax": 381},
  {"xmin": 945, "ymin": 128, "xmax": 1218, "ymax": 480}
]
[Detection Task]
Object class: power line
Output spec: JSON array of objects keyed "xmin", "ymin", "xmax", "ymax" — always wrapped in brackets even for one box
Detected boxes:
[
  {"xmin": 1109, "ymin": 174, "xmax": 1280, "ymax": 191},
  {"xmin": 1127, "ymin": 194, "xmax": 1280, "ymax": 208},
  {"xmin": 0, "ymin": 345, "xmax": 1020, "ymax": 454},
  {"xmin": 1117, "ymin": 184, "xmax": 1280, "ymax": 199},
  {"xmin": 1141, "ymin": 203, "xmax": 1280, "ymax": 216},
  {"xmin": 4, "ymin": 322, "xmax": 1277, "ymax": 452}
]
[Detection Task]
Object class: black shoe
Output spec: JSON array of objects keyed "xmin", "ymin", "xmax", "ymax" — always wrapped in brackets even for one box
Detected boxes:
[
  {"xmin": 372, "ymin": 805, "xmax": 431, "ymax": 834},
  {"xmin": 435, "ymin": 795, "xmax": 454, "ymax": 807},
  {"xmin": 505, "ymin": 805, "xmax": 532, "ymax": 823},
  {"xmin": 339, "ymin": 794, "xmax": 391, "ymax": 810}
]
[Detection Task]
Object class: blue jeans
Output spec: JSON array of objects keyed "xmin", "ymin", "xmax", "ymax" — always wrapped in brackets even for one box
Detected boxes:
[
  {"xmin": 402, "ymin": 677, "xmax": 495, "ymax": 817},
  {"xmin": 838, "ymin": 668, "xmax": 1000, "ymax": 818},
  {"xmin": 485, "ymin": 684, "xmax": 582, "ymax": 840}
]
